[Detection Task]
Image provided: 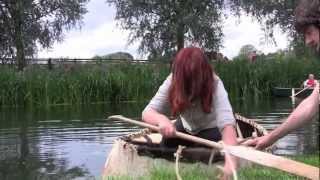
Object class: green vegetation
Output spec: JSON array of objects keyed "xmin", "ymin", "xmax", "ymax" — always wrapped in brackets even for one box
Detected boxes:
[
  {"xmin": 215, "ymin": 56, "xmax": 319, "ymax": 100},
  {"xmin": 103, "ymin": 162, "xmax": 220, "ymax": 180},
  {"xmin": 104, "ymin": 154, "xmax": 319, "ymax": 180},
  {"xmin": 0, "ymin": 56, "xmax": 318, "ymax": 107},
  {"xmin": 0, "ymin": 0, "xmax": 89, "ymax": 71},
  {"xmin": 238, "ymin": 154, "xmax": 319, "ymax": 180},
  {"xmin": 0, "ymin": 63, "xmax": 170, "ymax": 107}
]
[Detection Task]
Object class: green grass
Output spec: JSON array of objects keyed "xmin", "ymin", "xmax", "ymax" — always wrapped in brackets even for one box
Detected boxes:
[
  {"xmin": 103, "ymin": 162, "xmax": 221, "ymax": 180},
  {"xmin": 104, "ymin": 154, "xmax": 319, "ymax": 180},
  {"xmin": 238, "ymin": 154, "xmax": 319, "ymax": 180},
  {"xmin": 0, "ymin": 56, "xmax": 319, "ymax": 107}
]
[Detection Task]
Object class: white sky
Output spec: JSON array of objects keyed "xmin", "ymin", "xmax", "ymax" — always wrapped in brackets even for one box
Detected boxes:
[{"xmin": 38, "ymin": 0, "xmax": 289, "ymax": 59}]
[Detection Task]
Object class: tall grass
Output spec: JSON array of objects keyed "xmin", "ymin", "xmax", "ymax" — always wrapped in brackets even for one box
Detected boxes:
[
  {"xmin": 0, "ymin": 56, "xmax": 318, "ymax": 107},
  {"xmin": 215, "ymin": 56, "xmax": 319, "ymax": 100},
  {"xmin": 0, "ymin": 63, "xmax": 170, "ymax": 107}
]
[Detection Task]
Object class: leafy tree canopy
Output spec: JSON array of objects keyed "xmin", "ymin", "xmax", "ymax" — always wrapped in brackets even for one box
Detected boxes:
[
  {"xmin": 108, "ymin": 0, "xmax": 225, "ymax": 58},
  {"xmin": 0, "ymin": 0, "xmax": 89, "ymax": 70},
  {"xmin": 108, "ymin": 0, "xmax": 298, "ymax": 58}
]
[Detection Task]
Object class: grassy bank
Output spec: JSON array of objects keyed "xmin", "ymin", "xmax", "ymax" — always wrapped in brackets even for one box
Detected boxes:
[
  {"xmin": 0, "ymin": 56, "xmax": 318, "ymax": 107},
  {"xmin": 105, "ymin": 153, "xmax": 319, "ymax": 180}
]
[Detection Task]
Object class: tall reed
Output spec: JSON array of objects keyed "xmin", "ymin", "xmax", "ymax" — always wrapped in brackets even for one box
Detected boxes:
[
  {"xmin": 0, "ymin": 56, "xmax": 318, "ymax": 107},
  {"xmin": 215, "ymin": 56, "xmax": 319, "ymax": 100}
]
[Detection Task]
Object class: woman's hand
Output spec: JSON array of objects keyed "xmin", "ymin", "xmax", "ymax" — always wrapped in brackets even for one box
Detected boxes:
[
  {"xmin": 142, "ymin": 108, "xmax": 176, "ymax": 138},
  {"xmin": 158, "ymin": 119, "xmax": 176, "ymax": 138}
]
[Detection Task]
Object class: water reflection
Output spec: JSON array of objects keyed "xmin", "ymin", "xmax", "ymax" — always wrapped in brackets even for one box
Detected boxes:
[
  {"xmin": 0, "ymin": 103, "xmax": 145, "ymax": 180},
  {"xmin": 0, "ymin": 99, "xmax": 318, "ymax": 179}
]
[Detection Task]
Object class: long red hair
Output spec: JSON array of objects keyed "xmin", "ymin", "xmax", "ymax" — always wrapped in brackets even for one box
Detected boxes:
[{"xmin": 169, "ymin": 47, "xmax": 216, "ymax": 116}]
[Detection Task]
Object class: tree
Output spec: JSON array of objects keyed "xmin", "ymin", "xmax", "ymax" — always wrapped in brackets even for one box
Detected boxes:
[
  {"xmin": 238, "ymin": 44, "xmax": 257, "ymax": 57},
  {"xmin": 0, "ymin": 0, "xmax": 89, "ymax": 71},
  {"xmin": 229, "ymin": 0, "xmax": 298, "ymax": 43},
  {"xmin": 107, "ymin": 0, "xmax": 224, "ymax": 58},
  {"xmin": 109, "ymin": 1, "xmax": 299, "ymax": 58}
]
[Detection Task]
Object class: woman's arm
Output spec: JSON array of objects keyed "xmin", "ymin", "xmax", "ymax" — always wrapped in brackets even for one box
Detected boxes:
[
  {"xmin": 222, "ymin": 125, "xmax": 238, "ymax": 146},
  {"xmin": 141, "ymin": 74, "xmax": 175, "ymax": 137},
  {"xmin": 142, "ymin": 108, "xmax": 176, "ymax": 137},
  {"xmin": 213, "ymin": 77, "xmax": 238, "ymax": 178},
  {"xmin": 221, "ymin": 125, "xmax": 238, "ymax": 180}
]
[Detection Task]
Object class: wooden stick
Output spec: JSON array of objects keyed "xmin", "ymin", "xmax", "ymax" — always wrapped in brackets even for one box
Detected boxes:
[
  {"xmin": 108, "ymin": 115, "xmax": 319, "ymax": 180},
  {"xmin": 290, "ymin": 86, "xmax": 310, "ymax": 98}
]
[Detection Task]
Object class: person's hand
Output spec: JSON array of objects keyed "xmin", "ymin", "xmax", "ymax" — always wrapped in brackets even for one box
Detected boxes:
[
  {"xmin": 242, "ymin": 134, "xmax": 274, "ymax": 150},
  {"xmin": 158, "ymin": 119, "xmax": 176, "ymax": 138}
]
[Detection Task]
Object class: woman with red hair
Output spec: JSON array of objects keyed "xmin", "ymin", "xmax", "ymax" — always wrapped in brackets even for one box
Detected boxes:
[{"xmin": 142, "ymin": 47, "xmax": 237, "ymax": 177}]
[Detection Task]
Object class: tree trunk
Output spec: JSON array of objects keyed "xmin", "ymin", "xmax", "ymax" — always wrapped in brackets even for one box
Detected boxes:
[
  {"xmin": 177, "ymin": 23, "xmax": 184, "ymax": 51},
  {"xmin": 13, "ymin": 1, "xmax": 25, "ymax": 71}
]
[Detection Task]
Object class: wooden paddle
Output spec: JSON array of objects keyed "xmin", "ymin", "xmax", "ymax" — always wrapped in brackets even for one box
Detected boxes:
[
  {"xmin": 290, "ymin": 86, "xmax": 310, "ymax": 98},
  {"xmin": 108, "ymin": 115, "xmax": 319, "ymax": 180}
]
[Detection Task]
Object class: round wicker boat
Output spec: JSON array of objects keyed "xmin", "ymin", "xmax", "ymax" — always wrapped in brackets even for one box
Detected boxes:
[{"xmin": 103, "ymin": 114, "xmax": 269, "ymax": 178}]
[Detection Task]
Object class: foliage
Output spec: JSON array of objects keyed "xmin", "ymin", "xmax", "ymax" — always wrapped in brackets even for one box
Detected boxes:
[
  {"xmin": 0, "ymin": 56, "xmax": 318, "ymax": 107},
  {"xmin": 108, "ymin": 0, "xmax": 300, "ymax": 57},
  {"xmin": 0, "ymin": 0, "xmax": 89, "ymax": 70},
  {"xmin": 216, "ymin": 56, "xmax": 319, "ymax": 100},
  {"xmin": 229, "ymin": 0, "xmax": 298, "ymax": 43},
  {"xmin": 238, "ymin": 44, "xmax": 257, "ymax": 57},
  {"xmin": 0, "ymin": 63, "xmax": 170, "ymax": 107},
  {"xmin": 107, "ymin": 0, "xmax": 224, "ymax": 58}
]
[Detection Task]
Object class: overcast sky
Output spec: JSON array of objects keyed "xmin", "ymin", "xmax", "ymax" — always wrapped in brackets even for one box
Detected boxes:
[{"xmin": 38, "ymin": 0, "xmax": 289, "ymax": 59}]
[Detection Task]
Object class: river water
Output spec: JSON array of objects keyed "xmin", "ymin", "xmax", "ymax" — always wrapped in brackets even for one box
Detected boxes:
[{"xmin": 0, "ymin": 98, "xmax": 318, "ymax": 179}]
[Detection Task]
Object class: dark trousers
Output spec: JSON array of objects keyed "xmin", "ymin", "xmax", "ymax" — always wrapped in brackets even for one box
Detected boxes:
[{"xmin": 161, "ymin": 119, "xmax": 222, "ymax": 148}]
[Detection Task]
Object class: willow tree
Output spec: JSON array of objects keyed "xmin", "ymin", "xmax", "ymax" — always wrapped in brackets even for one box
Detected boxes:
[
  {"xmin": 108, "ymin": 0, "xmax": 224, "ymax": 58},
  {"xmin": 0, "ymin": 0, "xmax": 89, "ymax": 71},
  {"xmin": 108, "ymin": 0, "xmax": 299, "ymax": 58},
  {"xmin": 230, "ymin": 0, "xmax": 298, "ymax": 43}
]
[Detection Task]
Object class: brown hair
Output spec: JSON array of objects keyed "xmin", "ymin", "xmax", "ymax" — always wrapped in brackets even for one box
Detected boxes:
[{"xmin": 169, "ymin": 47, "xmax": 216, "ymax": 116}]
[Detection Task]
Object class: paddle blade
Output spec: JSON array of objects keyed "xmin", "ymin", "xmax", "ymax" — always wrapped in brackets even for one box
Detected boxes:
[{"xmin": 226, "ymin": 146, "xmax": 319, "ymax": 180}]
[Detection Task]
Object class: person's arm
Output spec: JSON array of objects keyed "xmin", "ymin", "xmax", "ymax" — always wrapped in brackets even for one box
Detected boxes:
[
  {"xmin": 142, "ymin": 108, "xmax": 175, "ymax": 137},
  {"xmin": 221, "ymin": 125, "xmax": 238, "ymax": 178},
  {"xmin": 244, "ymin": 82, "xmax": 319, "ymax": 150},
  {"xmin": 142, "ymin": 74, "xmax": 175, "ymax": 137},
  {"xmin": 213, "ymin": 77, "xmax": 238, "ymax": 178}
]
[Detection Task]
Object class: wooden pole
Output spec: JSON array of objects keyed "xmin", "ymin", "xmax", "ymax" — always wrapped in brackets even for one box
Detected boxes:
[{"xmin": 108, "ymin": 115, "xmax": 319, "ymax": 180}]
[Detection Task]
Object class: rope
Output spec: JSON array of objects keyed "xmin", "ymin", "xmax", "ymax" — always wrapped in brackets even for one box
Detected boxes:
[
  {"xmin": 220, "ymin": 142, "xmax": 238, "ymax": 180},
  {"xmin": 174, "ymin": 145, "xmax": 185, "ymax": 180},
  {"xmin": 208, "ymin": 148, "xmax": 219, "ymax": 166}
]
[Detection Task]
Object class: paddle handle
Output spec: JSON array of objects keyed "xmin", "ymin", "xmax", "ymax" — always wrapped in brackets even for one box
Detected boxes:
[
  {"xmin": 108, "ymin": 115, "xmax": 319, "ymax": 179},
  {"xmin": 291, "ymin": 86, "xmax": 310, "ymax": 98},
  {"xmin": 108, "ymin": 115, "xmax": 224, "ymax": 149}
]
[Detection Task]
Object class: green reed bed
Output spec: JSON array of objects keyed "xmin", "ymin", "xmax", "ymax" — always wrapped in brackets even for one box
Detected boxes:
[
  {"xmin": 0, "ymin": 56, "xmax": 318, "ymax": 107},
  {"xmin": 215, "ymin": 56, "xmax": 319, "ymax": 100},
  {"xmin": 0, "ymin": 63, "xmax": 170, "ymax": 107}
]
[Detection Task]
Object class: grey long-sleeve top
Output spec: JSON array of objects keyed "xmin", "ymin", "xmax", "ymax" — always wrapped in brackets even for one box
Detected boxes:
[{"xmin": 143, "ymin": 74, "xmax": 235, "ymax": 134}]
